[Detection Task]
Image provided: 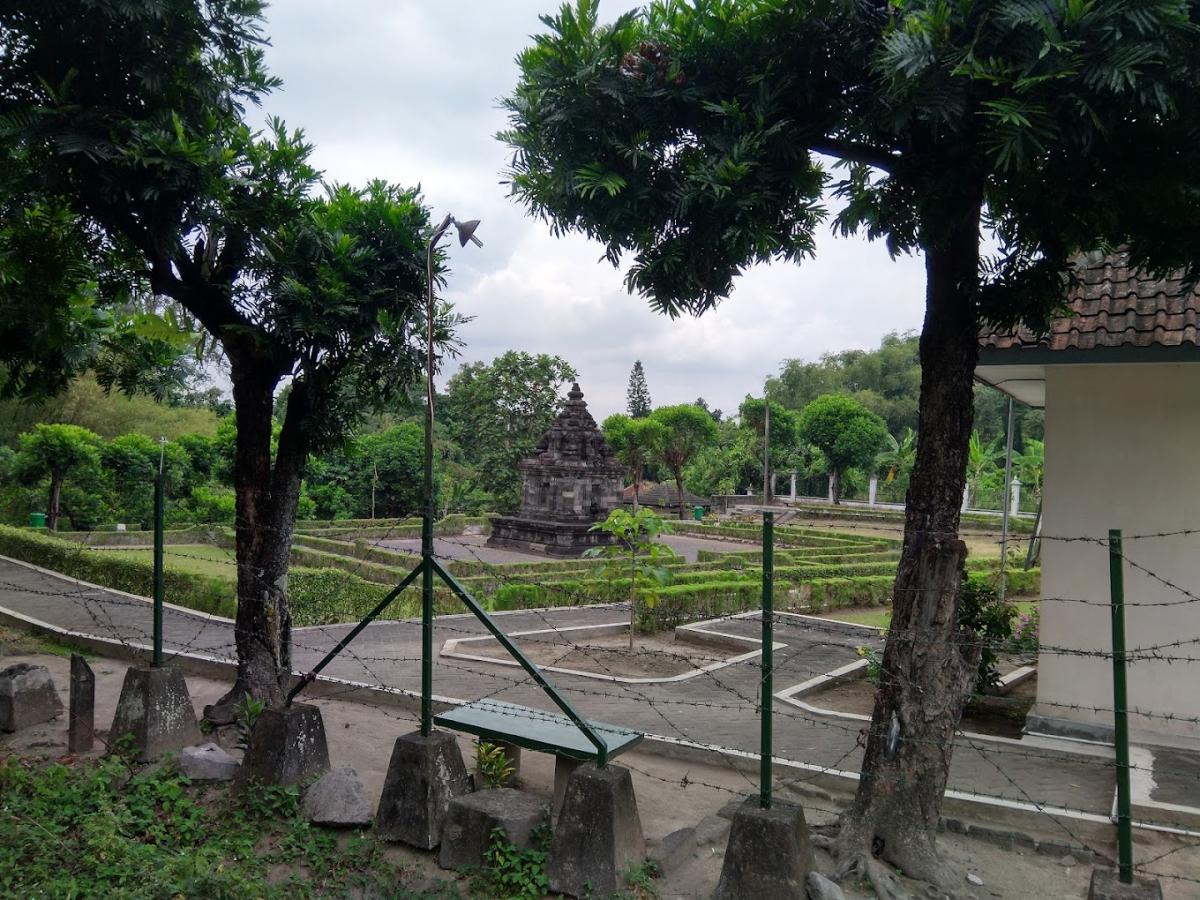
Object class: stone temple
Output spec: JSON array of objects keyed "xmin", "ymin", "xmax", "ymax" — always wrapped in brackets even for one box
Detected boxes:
[{"xmin": 487, "ymin": 383, "xmax": 625, "ymax": 556}]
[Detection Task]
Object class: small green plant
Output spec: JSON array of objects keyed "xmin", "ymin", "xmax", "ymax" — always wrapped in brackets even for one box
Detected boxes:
[
  {"xmin": 475, "ymin": 740, "xmax": 516, "ymax": 789},
  {"xmin": 587, "ymin": 507, "xmax": 678, "ymax": 648},
  {"xmin": 234, "ymin": 692, "xmax": 265, "ymax": 749},
  {"xmin": 612, "ymin": 857, "xmax": 663, "ymax": 899},
  {"xmin": 1009, "ymin": 607, "xmax": 1040, "ymax": 652},
  {"xmin": 857, "ymin": 644, "xmax": 883, "ymax": 683},
  {"xmin": 473, "ymin": 821, "xmax": 551, "ymax": 899}
]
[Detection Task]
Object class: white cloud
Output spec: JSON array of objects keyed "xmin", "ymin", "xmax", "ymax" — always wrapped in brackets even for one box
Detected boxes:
[{"xmin": 258, "ymin": 1, "xmax": 928, "ymax": 421}]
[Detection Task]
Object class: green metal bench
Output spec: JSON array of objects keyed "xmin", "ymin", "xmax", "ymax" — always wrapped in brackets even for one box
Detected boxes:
[
  {"xmin": 436, "ymin": 698, "xmax": 642, "ymax": 806},
  {"xmin": 435, "ymin": 698, "xmax": 642, "ymax": 760}
]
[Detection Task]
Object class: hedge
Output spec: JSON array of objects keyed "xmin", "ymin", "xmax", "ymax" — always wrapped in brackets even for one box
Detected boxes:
[
  {"xmin": 51, "ymin": 526, "xmax": 235, "ymax": 549},
  {"xmin": 0, "ymin": 525, "xmax": 236, "ymax": 618}
]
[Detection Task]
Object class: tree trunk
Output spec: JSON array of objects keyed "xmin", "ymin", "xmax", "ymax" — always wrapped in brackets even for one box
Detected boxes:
[
  {"xmin": 674, "ymin": 470, "xmax": 686, "ymax": 519},
  {"xmin": 830, "ymin": 469, "xmax": 841, "ymax": 505},
  {"xmin": 836, "ymin": 215, "xmax": 983, "ymax": 885},
  {"xmin": 204, "ymin": 366, "xmax": 308, "ymax": 722},
  {"xmin": 47, "ymin": 473, "xmax": 63, "ymax": 531}
]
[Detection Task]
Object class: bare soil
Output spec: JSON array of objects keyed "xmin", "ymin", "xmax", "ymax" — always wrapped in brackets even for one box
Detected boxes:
[
  {"xmin": 464, "ymin": 630, "xmax": 731, "ymax": 678},
  {"xmin": 814, "ymin": 657, "xmax": 1038, "ymax": 739}
]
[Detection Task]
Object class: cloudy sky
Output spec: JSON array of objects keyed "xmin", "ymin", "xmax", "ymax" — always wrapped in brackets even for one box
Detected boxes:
[{"xmin": 256, "ymin": 1, "xmax": 928, "ymax": 420}]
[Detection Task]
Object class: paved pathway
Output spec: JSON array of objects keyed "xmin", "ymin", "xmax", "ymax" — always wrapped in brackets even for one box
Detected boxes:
[{"xmin": 0, "ymin": 556, "xmax": 1118, "ymax": 826}]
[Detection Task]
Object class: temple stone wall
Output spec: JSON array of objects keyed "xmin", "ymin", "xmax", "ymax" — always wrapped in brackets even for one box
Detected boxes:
[{"xmin": 488, "ymin": 383, "xmax": 624, "ymax": 557}]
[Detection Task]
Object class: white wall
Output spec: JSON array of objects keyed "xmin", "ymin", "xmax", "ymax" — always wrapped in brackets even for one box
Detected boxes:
[{"xmin": 1039, "ymin": 363, "xmax": 1200, "ymax": 743}]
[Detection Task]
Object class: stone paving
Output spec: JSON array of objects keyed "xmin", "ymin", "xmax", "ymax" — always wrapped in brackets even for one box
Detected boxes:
[{"xmin": 0, "ymin": 555, "xmax": 1123, "ymax": 824}]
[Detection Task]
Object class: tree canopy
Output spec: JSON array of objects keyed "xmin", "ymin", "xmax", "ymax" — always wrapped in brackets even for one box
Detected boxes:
[
  {"xmin": 625, "ymin": 359, "xmax": 652, "ymax": 417},
  {"xmin": 797, "ymin": 394, "xmax": 888, "ymax": 504},
  {"xmin": 445, "ymin": 351, "xmax": 578, "ymax": 512},
  {"xmin": 649, "ymin": 403, "xmax": 719, "ymax": 517}
]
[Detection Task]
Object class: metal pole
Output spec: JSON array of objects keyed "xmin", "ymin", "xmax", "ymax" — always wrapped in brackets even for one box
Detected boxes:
[
  {"xmin": 421, "ymin": 227, "xmax": 444, "ymax": 736},
  {"xmin": 998, "ymin": 397, "xmax": 1015, "ymax": 600},
  {"xmin": 760, "ymin": 511, "xmax": 774, "ymax": 808},
  {"xmin": 762, "ymin": 394, "xmax": 771, "ymax": 505},
  {"xmin": 153, "ymin": 471, "xmax": 164, "ymax": 667},
  {"xmin": 1108, "ymin": 529, "xmax": 1134, "ymax": 883}
]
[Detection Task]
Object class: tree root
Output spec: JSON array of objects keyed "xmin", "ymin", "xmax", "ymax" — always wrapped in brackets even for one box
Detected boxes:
[{"xmin": 830, "ymin": 853, "xmax": 914, "ymax": 900}]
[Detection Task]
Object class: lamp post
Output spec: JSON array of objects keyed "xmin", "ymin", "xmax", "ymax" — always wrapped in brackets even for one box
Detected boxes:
[{"xmin": 420, "ymin": 214, "xmax": 481, "ymax": 734}]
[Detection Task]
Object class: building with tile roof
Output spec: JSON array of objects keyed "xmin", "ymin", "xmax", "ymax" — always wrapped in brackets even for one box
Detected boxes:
[{"xmin": 977, "ymin": 249, "xmax": 1200, "ymax": 747}]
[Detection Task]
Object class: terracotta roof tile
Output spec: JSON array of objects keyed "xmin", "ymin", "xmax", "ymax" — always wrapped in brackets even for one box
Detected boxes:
[{"xmin": 979, "ymin": 250, "xmax": 1200, "ymax": 352}]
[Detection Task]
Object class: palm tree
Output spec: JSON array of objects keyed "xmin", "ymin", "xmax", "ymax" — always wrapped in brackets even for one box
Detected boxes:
[
  {"xmin": 877, "ymin": 428, "xmax": 916, "ymax": 485},
  {"xmin": 965, "ymin": 430, "xmax": 1003, "ymax": 509}
]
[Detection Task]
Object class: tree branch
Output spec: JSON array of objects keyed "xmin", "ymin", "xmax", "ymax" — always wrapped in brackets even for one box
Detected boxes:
[{"xmin": 809, "ymin": 138, "xmax": 899, "ymax": 172}]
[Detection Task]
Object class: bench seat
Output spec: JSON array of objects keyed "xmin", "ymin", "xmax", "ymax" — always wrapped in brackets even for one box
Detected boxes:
[{"xmin": 435, "ymin": 698, "xmax": 642, "ymax": 761}]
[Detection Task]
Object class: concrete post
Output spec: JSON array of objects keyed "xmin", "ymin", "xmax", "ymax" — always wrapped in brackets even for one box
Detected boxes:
[
  {"xmin": 868, "ymin": 475, "xmax": 878, "ymax": 506},
  {"xmin": 68, "ymin": 654, "xmax": 94, "ymax": 753},
  {"xmin": 962, "ymin": 483, "xmax": 970, "ymax": 511},
  {"xmin": 789, "ymin": 472, "xmax": 796, "ymax": 500},
  {"xmin": 1010, "ymin": 478, "xmax": 1022, "ymax": 516},
  {"xmin": 827, "ymin": 478, "xmax": 834, "ymax": 503}
]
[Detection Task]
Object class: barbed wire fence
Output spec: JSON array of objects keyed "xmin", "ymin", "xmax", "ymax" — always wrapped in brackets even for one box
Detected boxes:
[{"xmin": 3, "ymin": 502, "xmax": 1200, "ymax": 889}]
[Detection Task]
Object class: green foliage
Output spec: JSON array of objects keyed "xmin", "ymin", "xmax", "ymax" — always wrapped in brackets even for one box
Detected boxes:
[
  {"xmin": 613, "ymin": 858, "xmax": 663, "ymax": 899},
  {"xmin": 0, "ymin": 755, "xmax": 408, "ymax": 897},
  {"xmin": 796, "ymin": 395, "xmax": 888, "ymax": 503},
  {"xmin": 626, "ymin": 359, "xmax": 652, "ymax": 417},
  {"xmin": 649, "ymin": 404, "xmax": 719, "ymax": 515},
  {"xmin": 475, "ymin": 822, "xmax": 552, "ymax": 900},
  {"xmin": 1009, "ymin": 607, "xmax": 1040, "ymax": 652},
  {"xmin": 958, "ymin": 576, "xmax": 1019, "ymax": 692},
  {"xmin": 446, "ymin": 351, "xmax": 578, "ymax": 513},
  {"xmin": 857, "ymin": 644, "xmax": 884, "ymax": 684},
  {"xmin": 475, "ymin": 740, "xmax": 517, "ymax": 789},
  {"xmin": 234, "ymin": 692, "xmax": 266, "ymax": 749}
]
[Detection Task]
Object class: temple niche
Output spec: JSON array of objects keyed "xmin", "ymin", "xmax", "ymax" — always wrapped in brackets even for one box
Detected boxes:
[{"xmin": 487, "ymin": 383, "xmax": 625, "ymax": 556}]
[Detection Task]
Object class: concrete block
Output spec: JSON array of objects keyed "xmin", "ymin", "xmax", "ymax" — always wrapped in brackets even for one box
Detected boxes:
[
  {"xmin": 234, "ymin": 703, "xmax": 329, "ymax": 790},
  {"xmin": 715, "ymin": 797, "xmax": 814, "ymax": 900},
  {"xmin": 180, "ymin": 743, "xmax": 238, "ymax": 782},
  {"xmin": 438, "ymin": 788, "xmax": 550, "ymax": 871},
  {"xmin": 68, "ymin": 655, "xmax": 94, "ymax": 753},
  {"xmin": 375, "ymin": 730, "xmax": 470, "ymax": 849},
  {"xmin": 303, "ymin": 766, "xmax": 372, "ymax": 828},
  {"xmin": 1087, "ymin": 869, "xmax": 1164, "ymax": 900},
  {"xmin": 548, "ymin": 762, "xmax": 645, "ymax": 897},
  {"xmin": 109, "ymin": 665, "xmax": 199, "ymax": 760},
  {"xmin": 0, "ymin": 663, "xmax": 63, "ymax": 733}
]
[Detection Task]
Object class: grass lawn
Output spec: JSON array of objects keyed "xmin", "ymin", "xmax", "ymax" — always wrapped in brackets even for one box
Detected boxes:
[
  {"xmin": 812, "ymin": 599, "xmax": 1038, "ymax": 631},
  {"xmin": 99, "ymin": 543, "xmax": 238, "ymax": 580}
]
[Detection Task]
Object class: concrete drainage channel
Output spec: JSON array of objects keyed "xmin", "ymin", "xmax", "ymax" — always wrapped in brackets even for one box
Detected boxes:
[{"xmin": 4, "ymin": 595, "xmax": 1200, "ymax": 852}]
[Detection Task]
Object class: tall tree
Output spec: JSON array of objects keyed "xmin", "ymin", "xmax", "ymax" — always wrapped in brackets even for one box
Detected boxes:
[
  {"xmin": 601, "ymin": 412, "xmax": 666, "ymax": 510},
  {"xmin": 797, "ymin": 395, "xmax": 887, "ymax": 504},
  {"xmin": 501, "ymin": 1, "xmax": 1200, "ymax": 884},
  {"xmin": 738, "ymin": 396, "xmax": 799, "ymax": 501},
  {"xmin": 445, "ymin": 351, "xmax": 577, "ymax": 512},
  {"xmin": 16, "ymin": 424, "xmax": 102, "ymax": 530},
  {"xmin": 2, "ymin": 2, "xmax": 445, "ymax": 712},
  {"xmin": 649, "ymin": 404, "xmax": 718, "ymax": 518},
  {"xmin": 625, "ymin": 359, "xmax": 652, "ymax": 417}
]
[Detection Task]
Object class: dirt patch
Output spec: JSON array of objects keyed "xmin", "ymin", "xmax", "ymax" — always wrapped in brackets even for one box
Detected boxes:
[
  {"xmin": 811, "ymin": 662, "xmax": 1037, "ymax": 739},
  {"xmin": 462, "ymin": 630, "xmax": 735, "ymax": 678}
]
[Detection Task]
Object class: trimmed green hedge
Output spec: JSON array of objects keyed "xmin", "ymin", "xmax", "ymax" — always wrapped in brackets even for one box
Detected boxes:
[
  {"xmin": 0, "ymin": 525, "xmax": 235, "ymax": 618},
  {"xmin": 51, "ymin": 526, "xmax": 234, "ymax": 549}
]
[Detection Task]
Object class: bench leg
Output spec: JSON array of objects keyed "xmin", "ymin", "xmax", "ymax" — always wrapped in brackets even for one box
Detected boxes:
[{"xmin": 553, "ymin": 756, "xmax": 581, "ymax": 817}]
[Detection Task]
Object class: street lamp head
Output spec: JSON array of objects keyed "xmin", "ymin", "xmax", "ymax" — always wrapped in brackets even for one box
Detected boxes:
[{"xmin": 453, "ymin": 218, "xmax": 482, "ymax": 248}]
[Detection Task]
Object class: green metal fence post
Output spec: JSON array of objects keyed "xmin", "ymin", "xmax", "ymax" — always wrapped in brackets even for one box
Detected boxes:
[
  {"xmin": 1108, "ymin": 528, "xmax": 1134, "ymax": 884},
  {"xmin": 152, "ymin": 472, "xmax": 164, "ymax": 667},
  {"xmin": 761, "ymin": 511, "xmax": 774, "ymax": 809}
]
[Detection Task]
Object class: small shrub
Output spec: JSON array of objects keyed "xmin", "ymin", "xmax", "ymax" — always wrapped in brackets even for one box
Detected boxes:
[
  {"xmin": 475, "ymin": 740, "xmax": 516, "ymax": 789},
  {"xmin": 857, "ymin": 644, "xmax": 883, "ymax": 683},
  {"xmin": 475, "ymin": 822, "xmax": 551, "ymax": 899},
  {"xmin": 1009, "ymin": 608, "xmax": 1040, "ymax": 652}
]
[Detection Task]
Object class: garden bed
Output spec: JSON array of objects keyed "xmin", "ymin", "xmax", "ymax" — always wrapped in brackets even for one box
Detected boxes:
[
  {"xmin": 445, "ymin": 624, "xmax": 748, "ymax": 681},
  {"xmin": 811, "ymin": 654, "xmax": 1038, "ymax": 739}
]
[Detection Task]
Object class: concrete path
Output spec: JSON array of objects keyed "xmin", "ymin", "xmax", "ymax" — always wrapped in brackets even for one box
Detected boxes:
[{"xmin": 0, "ymin": 555, "xmax": 1127, "ymax": 835}]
